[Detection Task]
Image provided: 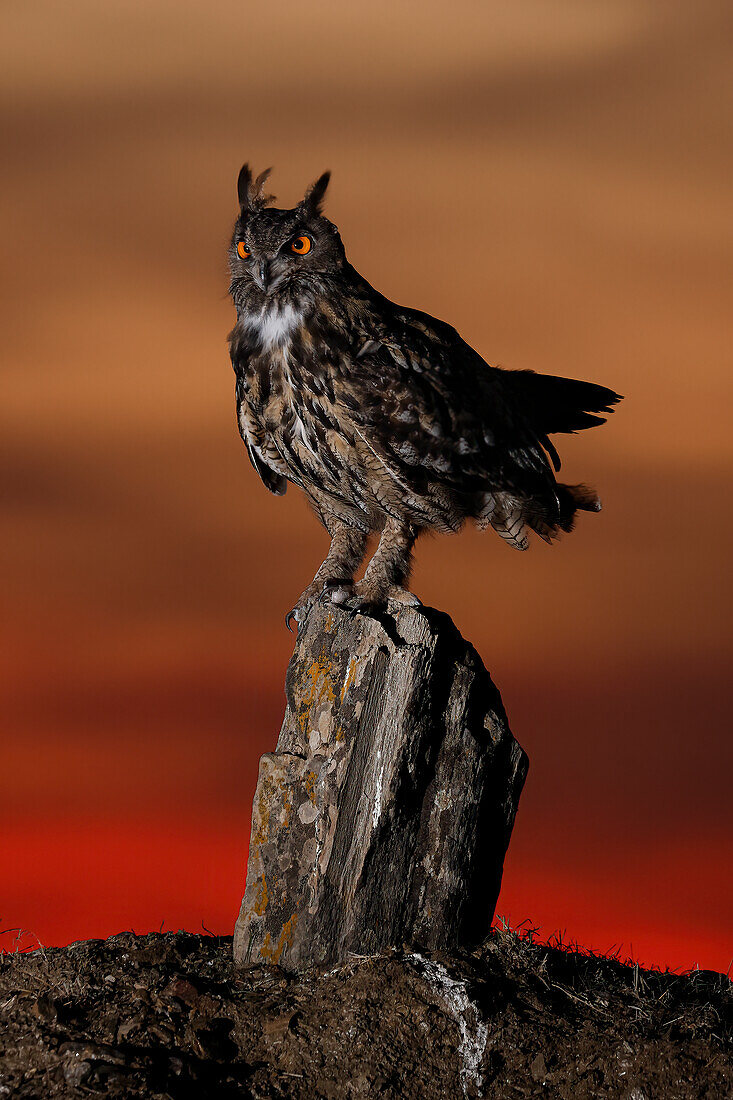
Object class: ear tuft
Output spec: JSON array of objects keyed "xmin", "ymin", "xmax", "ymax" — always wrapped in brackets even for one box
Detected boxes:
[
  {"xmin": 237, "ymin": 163, "xmax": 252, "ymax": 208},
  {"xmin": 237, "ymin": 163, "xmax": 275, "ymax": 211},
  {"xmin": 252, "ymin": 167, "xmax": 275, "ymax": 207},
  {"xmin": 302, "ymin": 171, "xmax": 331, "ymax": 215}
]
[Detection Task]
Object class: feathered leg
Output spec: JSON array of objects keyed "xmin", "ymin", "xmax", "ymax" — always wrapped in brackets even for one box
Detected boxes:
[
  {"xmin": 349, "ymin": 518, "xmax": 421, "ymax": 613},
  {"xmin": 286, "ymin": 523, "xmax": 368, "ymax": 631}
]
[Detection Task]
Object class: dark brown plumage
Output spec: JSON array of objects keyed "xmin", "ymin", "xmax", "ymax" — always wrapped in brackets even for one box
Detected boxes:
[{"xmin": 227, "ymin": 166, "xmax": 621, "ymax": 625}]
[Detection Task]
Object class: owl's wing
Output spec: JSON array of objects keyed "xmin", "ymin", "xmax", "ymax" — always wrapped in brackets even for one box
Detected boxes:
[
  {"xmin": 245, "ymin": 436, "xmax": 288, "ymax": 496},
  {"xmin": 234, "ymin": 374, "xmax": 288, "ymax": 496},
  {"xmin": 337, "ymin": 296, "xmax": 618, "ymax": 540},
  {"xmin": 340, "ymin": 305, "xmax": 557, "ymax": 505}
]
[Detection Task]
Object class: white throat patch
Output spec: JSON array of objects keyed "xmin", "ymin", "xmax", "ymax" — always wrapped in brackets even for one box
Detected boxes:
[{"xmin": 244, "ymin": 303, "xmax": 302, "ymax": 350}]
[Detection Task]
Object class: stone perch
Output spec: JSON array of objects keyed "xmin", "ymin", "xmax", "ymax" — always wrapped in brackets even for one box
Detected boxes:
[{"xmin": 234, "ymin": 603, "xmax": 528, "ymax": 970}]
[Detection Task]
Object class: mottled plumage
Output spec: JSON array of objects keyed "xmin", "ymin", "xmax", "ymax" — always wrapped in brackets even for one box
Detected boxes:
[{"xmin": 227, "ymin": 166, "xmax": 621, "ymax": 623}]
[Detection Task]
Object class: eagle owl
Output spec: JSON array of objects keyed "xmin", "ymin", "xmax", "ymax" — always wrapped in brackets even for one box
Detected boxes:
[{"xmin": 227, "ymin": 166, "xmax": 621, "ymax": 627}]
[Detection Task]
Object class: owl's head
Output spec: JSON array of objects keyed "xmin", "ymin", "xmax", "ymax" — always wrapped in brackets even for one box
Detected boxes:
[{"xmin": 229, "ymin": 165, "xmax": 345, "ymax": 305}]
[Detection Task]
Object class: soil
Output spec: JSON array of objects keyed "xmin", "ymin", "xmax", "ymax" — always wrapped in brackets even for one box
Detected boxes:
[{"xmin": 0, "ymin": 928, "xmax": 730, "ymax": 1099}]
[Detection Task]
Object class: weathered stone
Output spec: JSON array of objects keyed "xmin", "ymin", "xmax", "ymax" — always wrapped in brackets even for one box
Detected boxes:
[{"xmin": 234, "ymin": 603, "xmax": 528, "ymax": 970}]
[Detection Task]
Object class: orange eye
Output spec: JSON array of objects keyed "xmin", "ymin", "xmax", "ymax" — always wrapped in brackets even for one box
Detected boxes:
[
  {"xmin": 237, "ymin": 241, "xmax": 250, "ymax": 259},
  {"xmin": 291, "ymin": 235, "xmax": 312, "ymax": 255}
]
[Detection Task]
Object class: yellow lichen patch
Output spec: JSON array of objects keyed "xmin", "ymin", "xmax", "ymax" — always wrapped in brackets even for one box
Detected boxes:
[
  {"xmin": 253, "ymin": 871, "xmax": 269, "ymax": 916},
  {"xmin": 335, "ymin": 724, "xmax": 344, "ymax": 743},
  {"xmin": 251, "ymin": 782, "xmax": 272, "ymax": 848},
  {"xmin": 252, "ymin": 771, "xmax": 294, "ymax": 846},
  {"xmin": 304, "ymin": 770, "xmax": 318, "ymax": 804},
  {"xmin": 297, "ymin": 652, "xmax": 337, "ymax": 738},
  {"xmin": 256, "ymin": 774, "xmax": 294, "ymax": 844},
  {"xmin": 260, "ymin": 913, "xmax": 298, "ymax": 965},
  {"xmin": 324, "ymin": 611, "xmax": 335, "ymax": 633}
]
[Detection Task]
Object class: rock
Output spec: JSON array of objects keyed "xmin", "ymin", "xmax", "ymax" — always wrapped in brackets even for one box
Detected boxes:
[
  {"xmin": 59, "ymin": 1041, "xmax": 128, "ymax": 1089},
  {"xmin": 262, "ymin": 1010, "xmax": 298, "ymax": 1041},
  {"xmin": 234, "ymin": 603, "xmax": 528, "ymax": 970},
  {"xmin": 116, "ymin": 1013, "xmax": 147, "ymax": 1042},
  {"xmin": 32, "ymin": 994, "xmax": 59, "ymax": 1023},
  {"xmin": 530, "ymin": 1051, "xmax": 548, "ymax": 1083},
  {"xmin": 164, "ymin": 976, "xmax": 201, "ymax": 1007}
]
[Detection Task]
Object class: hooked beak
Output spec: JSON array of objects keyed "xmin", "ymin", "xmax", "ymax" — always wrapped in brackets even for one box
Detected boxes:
[{"xmin": 254, "ymin": 259, "xmax": 271, "ymax": 292}]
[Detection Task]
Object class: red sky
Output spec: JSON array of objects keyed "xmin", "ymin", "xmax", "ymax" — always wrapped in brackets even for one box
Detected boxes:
[{"xmin": 1, "ymin": 0, "xmax": 731, "ymax": 973}]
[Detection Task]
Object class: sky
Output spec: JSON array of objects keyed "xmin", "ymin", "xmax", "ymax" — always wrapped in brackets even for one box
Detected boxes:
[{"xmin": 1, "ymin": 0, "xmax": 731, "ymax": 972}]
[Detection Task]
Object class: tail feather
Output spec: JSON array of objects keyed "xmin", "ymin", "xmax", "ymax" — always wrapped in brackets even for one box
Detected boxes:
[
  {"xmin": 478, "ymin": 483, "xmax": 601, "ymax": 548},
  {"xmin": 556, "ymin": 482, "xmax": 601, "ymax": 531},
  {"xmin": 523, "ymin": 483, "xmax": 601, "ymax": 543},
  {"xmin": 502, "ymin": 369, "xmax": 622, "ymax": 438},
  {"xmin": 491, "ymin": 501, "xmax": 530, "ymax": 550}
]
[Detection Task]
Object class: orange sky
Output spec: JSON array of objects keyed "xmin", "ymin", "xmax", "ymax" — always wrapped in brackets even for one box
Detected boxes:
[{"xmin": 1, "ymin": 1, "xmax": 731, "ymax": 971}]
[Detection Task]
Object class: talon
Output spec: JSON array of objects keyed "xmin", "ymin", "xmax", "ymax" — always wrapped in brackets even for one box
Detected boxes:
[
  {"xmin": 285, "ymin": 608, "xmax": 300, "ymax": 633},
  {"xmin": 344, "ymin": 599, "xmax": 370, "ymax": 618}
]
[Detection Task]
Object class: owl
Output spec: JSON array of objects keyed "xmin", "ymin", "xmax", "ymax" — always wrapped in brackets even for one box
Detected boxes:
[{"xmin": 227, "ymin": 166, "xmax": 621, "ymax": 628}]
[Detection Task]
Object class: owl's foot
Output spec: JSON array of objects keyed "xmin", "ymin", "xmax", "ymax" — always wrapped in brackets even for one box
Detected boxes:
[
  {"xmin": 386, "ymin": 585, "xmax": 422, "ymax": 609},
  {"xmin": 344, "ymin": 582, "xmax": 422, "ymax": 617},
  {"xmin": 285, "ymin": 579, "xmax": 355, "ymax": 632},
  {"xmin": 320, "ymin": 578, "xmax": 354, "ymax": 605},
  {"xmin": 285, "ymin": 581, "xmax": 321, "ymax": 632}
]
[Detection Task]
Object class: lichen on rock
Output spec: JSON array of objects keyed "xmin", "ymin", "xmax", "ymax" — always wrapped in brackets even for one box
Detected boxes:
[{"xmin": 234, "ymin": 603, "xmax": 528, "ymax": 970}]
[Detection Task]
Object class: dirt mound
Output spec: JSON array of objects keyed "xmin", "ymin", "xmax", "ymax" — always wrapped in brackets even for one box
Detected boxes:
[{"xmin": 0, "ymin": 929, "xmax": 730, "ymax": 1098}]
